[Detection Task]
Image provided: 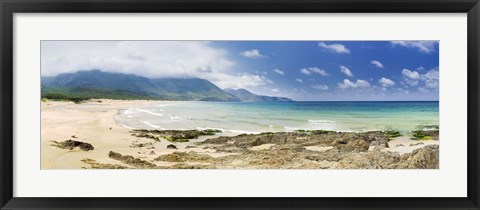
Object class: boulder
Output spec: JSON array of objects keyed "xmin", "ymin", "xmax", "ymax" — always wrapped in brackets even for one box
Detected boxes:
[
  {"xmin": 400, "ymin": 145, "xmax": 439, "ymax": 169},
  {"xmin": 51, "ymin": 139, "xmax": 94, "ymax": 151},
  {"xmin": 167, "ymin": 144, "xmax": 178, "ymax": 149}
]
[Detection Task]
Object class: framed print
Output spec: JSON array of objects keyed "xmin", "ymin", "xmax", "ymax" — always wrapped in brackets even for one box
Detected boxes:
[{"xmin": 1, "ymin": 0, "xmax": 479, "ymax": 209}]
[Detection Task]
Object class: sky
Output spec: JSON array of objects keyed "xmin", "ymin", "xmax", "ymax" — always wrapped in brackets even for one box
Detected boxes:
[{"xmin": 41, "ymin": 40, "xmax": 439, "ymax": 101}]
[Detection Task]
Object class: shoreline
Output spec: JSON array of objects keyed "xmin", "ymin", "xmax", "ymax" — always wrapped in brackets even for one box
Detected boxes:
[{"xmin": 41, "ymin": 99, "xmax": 439, "ymax": 169}]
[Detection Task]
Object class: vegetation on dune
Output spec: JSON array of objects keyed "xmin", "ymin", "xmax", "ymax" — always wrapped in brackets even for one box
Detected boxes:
[
  {"xmin": 41, "ymin": 86, "xmax": 156, "ymax": 102},
  {"xmin": 42, "ymin": 93, "xmax": 90, "ymax": 103}
]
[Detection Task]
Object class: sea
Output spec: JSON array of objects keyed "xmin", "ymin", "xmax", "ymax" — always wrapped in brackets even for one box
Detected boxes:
[{"xmin": 115, "ymin": 101, "xmax": 439, "ymax": 135}]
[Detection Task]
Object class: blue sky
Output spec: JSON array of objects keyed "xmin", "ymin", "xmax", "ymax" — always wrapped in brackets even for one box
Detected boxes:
[
  {"xmin": 42, "ymin": 41, "xmax": 439, "ymax": 101},
  {"xmin": 210, "ymin": 41, "xmax": 439, "ymax": 101}
]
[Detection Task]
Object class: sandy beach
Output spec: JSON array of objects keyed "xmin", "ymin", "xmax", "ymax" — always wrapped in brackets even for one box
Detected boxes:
[
  {"xmin": 41, "ymin": 99, "xmax": 156, "ymax": 169},
  {"xmin": 41, "ymin": 99, "xmax": 439, "ymax": 169}
]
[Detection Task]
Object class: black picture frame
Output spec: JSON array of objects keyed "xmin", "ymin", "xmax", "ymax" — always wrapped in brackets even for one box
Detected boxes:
[{"xmin": 1, "ymin": 0, "xmax": 479, "ymax": 209}]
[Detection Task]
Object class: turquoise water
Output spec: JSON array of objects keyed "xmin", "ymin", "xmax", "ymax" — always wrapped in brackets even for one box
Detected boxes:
[{"xmin": 116, "ymin": 101, "xmax": 439, "ymax": 134}]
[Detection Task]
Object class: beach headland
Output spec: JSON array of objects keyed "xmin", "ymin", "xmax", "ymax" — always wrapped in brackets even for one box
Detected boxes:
[{"xmin": 41, "ymin": 99, "xmax": 439, "ymax": 169}]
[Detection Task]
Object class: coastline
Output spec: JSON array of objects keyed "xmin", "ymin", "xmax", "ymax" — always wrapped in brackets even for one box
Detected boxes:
[{"xmin": 41, "ymin": 99, "xmax": 439, "ymax": 169}]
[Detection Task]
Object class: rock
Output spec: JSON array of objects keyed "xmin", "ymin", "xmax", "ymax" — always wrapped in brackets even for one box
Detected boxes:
[
  {"xmin": 108, "ymin": 151, "xmax": 157, "ymax": 168},
  {"xmin": 131, "ymin": 142, "xmax": 153, "ymax": 148},
  {"xmin": 81, "ymin": 158, "xmax": 128, "ymax": 169},
  {"xmin": 362, "ymin": 132, "xmax": 391, "ymax": 148},
  {"xmin": 130, "ymin": 129, "xmax": 222, "ymax": 143},
  {"xmin": 149, "ymin": 151, "xmax": 156, "ymax": 155},
  {"xmin": 400, "ymin": 145, "xmax": 439, "ymax": 169},
  {"xmin": 110, "ymin": 130, "xmax": 440, "ymax": 169},
  {"xmin": 337, "ymin": 153, "xmax": 381, "ymax": 169},
  {"xmin": 166, "ymin": 144, "xmax": 178, "ymax": 149},
  {"xmin": 155, "ymin": 152, "xmax": 215, "ymax": 162},
  {"xmin": 409, "ymin": 142, "xmax": 424, "ymax": 146},
  {"xmin": 411, "ymin": 130, "xmax": 439, "ymax": 140},
  {"xmin": 331, "ymin": 138, "xmax": 348, "ymax": 146},
  {"xmin": 395, "ymin": 144, "xmax": 404, "ymax": 147},
  {"xmin": 335, "ymin": 139, "xmax": 369, "ymax": 152},
  {"xmin": 51, "ymin": 140, "xmax": 94, "ymax": 151}
]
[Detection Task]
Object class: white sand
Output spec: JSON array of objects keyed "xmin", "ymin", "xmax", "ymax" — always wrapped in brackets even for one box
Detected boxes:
[
  {"xmin": 382, "ymin": 136, "xmax": 439, "ymax": 154},
  {"xmin": 41, "ymin": 99, "xmax": 169, "ymax": 169}
]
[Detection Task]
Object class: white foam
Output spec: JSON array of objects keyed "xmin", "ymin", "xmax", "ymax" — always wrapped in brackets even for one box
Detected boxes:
[
  {"xmin": 140, "ymin": 120, "xmax": 162, "ymax": 129},
  {"xmin": 308, "ymin": 119, "xmax": 336, "ymax": 123},
  {"xmin": 136, "ymin": 108, "xmax": 164, "ymax": 116},
  {"xmin": 196, "ymin": 127, "xmax": 226, "ymax": 132},
  {"xmin": 167, "ymin": 114, "xmax": 182, "ymax": 121},
  {"xmin": 229, "ymin": 129, "xmax": 261, "ymax": 134},
  {"xmin": 123, "ymin": 109, "xmax": 136, "ymax": 115}
]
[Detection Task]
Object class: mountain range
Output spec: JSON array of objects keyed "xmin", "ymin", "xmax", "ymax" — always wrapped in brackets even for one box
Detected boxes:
[
  {"xmin": 41, "ymin": 70, "xmax": 294, "ymax": 102},
  {"xmin": 224, "ymin": 88, "xmax": 293, "ymax": 102}
]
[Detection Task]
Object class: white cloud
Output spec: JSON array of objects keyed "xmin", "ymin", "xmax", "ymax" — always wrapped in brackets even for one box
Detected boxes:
[
  {"xmin": 240, "ymin": 49, "xmax": 265, "ymax": 58},
  {"xmin": 311, "ymin": 84, "xmax": 329, "ymax": 90},
  {"xmin": 300, "ymin": 68, "xmax": 311, "ymax": 75},
  {"xmin": 273, "ymin": 69, "xmax": 285, "ymax": 75},
  {"xmin": 41, "ymin": 41, "xmax": 271, "ymax": 89},
  {"xmin": 417, "ymin": 87, "xmax": 431, "ymax": 94},
  {"xmin": 378, "ymin": 77, "xmax": 396, "ymax": 87},
  {"xmin": 271, "ymin": 88, "xmax": 279, "ymax": 92},
  {"xmin": 339, "ymin": 65, "xmax": 353, "ymax": 77},
  {"xmin": 318, "ymin": 42, "xmax": 350, "ymax": 54},
  {"xmin": 404, "ymin": 79, "xmax": 419, "ymax": 86},
  {"xmin": 390, "ymin": 41, "xmax": 437, "ymax": 53},
  {"xmin": 300, "ymin": 67, "xmax": 329, "ymax": 76},
  {"xmin": 402, "ymin": 69, "xmax": 421, "ymax": 80},
  {"xmin": 423, "ymin": 69, "xmax": 439, "ymax": 89},
  {"xmin": 337, "ymin": 79, "xmax": 371, "ymax": 89},
  {"xmin": 371, "ymin": 60, "xmax": 384, "ymax": 68},
  {"xmin": 295, "ymin": 78, "xmax": 303, "ymax": 83},
  {"xmin": 209, "ymin": 73, "xmax": 273, "ymax": 89},
  {"xmin": 401, "ymin": 68, "xmax": 439, "ymax": 89}
]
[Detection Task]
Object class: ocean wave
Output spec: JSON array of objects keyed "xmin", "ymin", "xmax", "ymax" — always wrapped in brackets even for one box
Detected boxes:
[
  {"xmin": 167, "ymin": 114, "xmax": 182, "ymax": 121},
  {"xmin": 229, "ymin": 129, "xmax": 261, "ymax": 134},
  {"xmin": 115, "ymin": 119, "xmax": 136, "ymax": 129},
  {"xmin": 308, "ymin": 119, "xmax": 336, "ymax": 123},
  {"xmin": 136, "ymin": 108, "xmax": 164, "ymax": 116},
  {"xmin": 196, "ymin": 127, "xmax": 226, "ymax": 132},
  {"xmin": 124, "ymin": 109, "xmax": 136, "ymax": 115},
  {"xmin": 140, "ymin": 120, "xmax": 162, "ymax": 129}
]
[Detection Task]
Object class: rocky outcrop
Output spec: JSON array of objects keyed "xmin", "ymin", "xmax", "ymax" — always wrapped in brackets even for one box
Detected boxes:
[
  {"xmin": 130, "ymin": 129, "xmax": 222, "ymax": 143},
  {"xmin": 51, "ymin": 140, "xmax": 94, "ymax": 151},
  {"xmin": 154, "ymin": 152, "xmax": 214, "ymax": 163},
  {"xmin": 94, "ymin": 130, "xmax": 439, "ymax": 169},
  {"xmin": 166, "ymin": 144, "xmax": 178, "ymax": 149},
  {"xmin": 399, "ymin": 145, "xmax": 439, "ymax": 169},
  {"xmin": 108, "ymin": 151, "xmax": 157, "ymax": 168},
  {"xmin": 411, "ymin": 130, "xmax": 439, "ymax": 140}
]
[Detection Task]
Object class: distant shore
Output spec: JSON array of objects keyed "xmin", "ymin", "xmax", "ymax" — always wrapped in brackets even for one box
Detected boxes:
[{"xmin": 41, "ymin": 99, "xmax": 439, "ymax": 169}]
